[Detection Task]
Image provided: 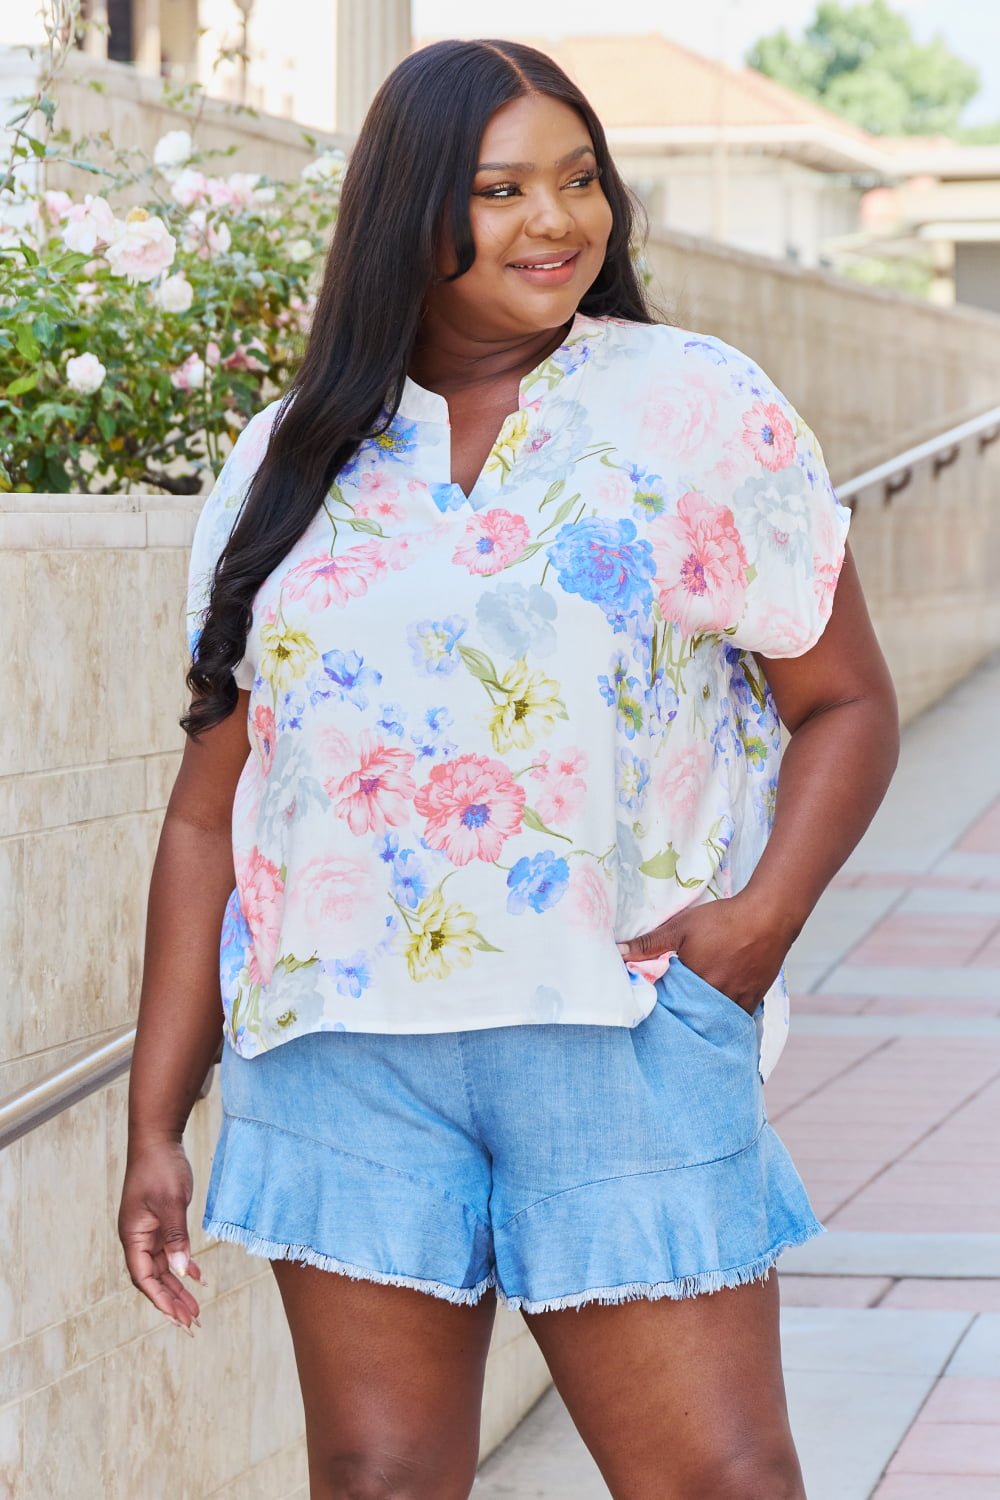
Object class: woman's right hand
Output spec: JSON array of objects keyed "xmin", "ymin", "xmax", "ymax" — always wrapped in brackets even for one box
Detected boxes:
[{"xmin": 117, "ymin": 1136, "xmax": 206, "ymax": 1333}]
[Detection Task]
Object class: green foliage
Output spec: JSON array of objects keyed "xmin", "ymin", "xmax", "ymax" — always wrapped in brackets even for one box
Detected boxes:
[
  {"xmin": 746, "ymin": 0, "xmax": 981, "ymax": 136},
  {"xmin": 0, "ymin": 99, "xmax": 344, "ymax": 495}
]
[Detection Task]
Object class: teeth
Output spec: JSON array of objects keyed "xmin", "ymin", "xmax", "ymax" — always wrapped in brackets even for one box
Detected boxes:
[{"xmin": 512, "ymin": 258, "xmax": 570, "ymax": 270}]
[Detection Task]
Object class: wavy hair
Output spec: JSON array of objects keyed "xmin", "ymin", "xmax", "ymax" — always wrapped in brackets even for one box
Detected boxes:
[{"xmin": 181, "ymin": 37, "xmax": 657, "ymax": 738}]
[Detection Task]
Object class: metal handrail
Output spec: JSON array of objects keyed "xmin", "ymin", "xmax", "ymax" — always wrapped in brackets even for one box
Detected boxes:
[
  {"xmin": 0, "ymin": 1025, "xmax": 136, "ymax": 1150},
  {"xmin": 836, "ymin": 402, "xmax": 1000, "ymax": 502},
  {"xmin": 3, "ymin": 397, "xmax": 999, "ymax": 1150}
]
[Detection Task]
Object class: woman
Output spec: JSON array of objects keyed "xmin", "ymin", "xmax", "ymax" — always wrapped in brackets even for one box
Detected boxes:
[{"xmin": 118, "ymin": 38, "xmax": 899, "ymax": 1500}]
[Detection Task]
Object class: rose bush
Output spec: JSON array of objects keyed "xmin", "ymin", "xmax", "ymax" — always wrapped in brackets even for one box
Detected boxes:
[{"xmin": 1, "ymin": 99, "xmax": 344, "ymax": 493}]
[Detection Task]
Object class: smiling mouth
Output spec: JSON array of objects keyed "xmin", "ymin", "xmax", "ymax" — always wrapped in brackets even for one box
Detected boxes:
[{"xmin": 508, "ymin": 252, "xmax": 580, "ymax": 270}]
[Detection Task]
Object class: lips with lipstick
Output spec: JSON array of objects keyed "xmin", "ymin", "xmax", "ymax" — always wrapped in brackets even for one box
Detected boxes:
[{"xmin": 507, "ymin": 250, "xmax": 581, "ymax": 284}]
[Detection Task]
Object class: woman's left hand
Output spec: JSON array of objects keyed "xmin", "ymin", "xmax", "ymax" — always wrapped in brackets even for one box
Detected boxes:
[{"xmin": 615, "ymin": 892, "xmax": 795, "ymax": 1016}]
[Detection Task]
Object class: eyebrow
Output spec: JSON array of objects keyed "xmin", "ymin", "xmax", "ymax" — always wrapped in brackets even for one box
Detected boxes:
[{"xmin": 475, "ymin": 145, "xmax": 596, "ymax": 172}]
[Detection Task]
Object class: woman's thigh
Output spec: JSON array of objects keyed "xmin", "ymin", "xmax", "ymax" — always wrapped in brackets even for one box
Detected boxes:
[
  {"xmin": 271, "ymin": 1260, "xmax": 498, "ymax": 1500},
  {"xmin": 522, "ymin": 1270, "xmax": 804, "ymax": 1500}
]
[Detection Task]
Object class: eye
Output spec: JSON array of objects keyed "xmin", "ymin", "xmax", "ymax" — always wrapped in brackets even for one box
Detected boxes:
[
  {"xmin": 566, "ymin": 170, "xmax": 600, "ymax": 189},
  {"xmin": 477, "ymin": 183, "xmax": 522, "ymax": 201}
]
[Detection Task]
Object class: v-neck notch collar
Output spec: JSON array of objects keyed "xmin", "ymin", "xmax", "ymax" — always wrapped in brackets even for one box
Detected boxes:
[{"xmin": 396, "ymin": 309, "xmax": 607, "ymax": 425}]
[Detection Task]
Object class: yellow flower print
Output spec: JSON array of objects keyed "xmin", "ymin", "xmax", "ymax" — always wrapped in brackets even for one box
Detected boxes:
[
  {"xmin": 401, "ymin": 887, "xmax": 480, "ymax": 982},
  {"xmin": 484, "ymin": 410, "xmax": 530, "ymax": 481},
  {"xmin": 487, "ymin": 657, "xmax": 567, "ymax": 752},
  {"xmin": 259, "ymin": 619, "xmax": 319, "ymax": 695}
]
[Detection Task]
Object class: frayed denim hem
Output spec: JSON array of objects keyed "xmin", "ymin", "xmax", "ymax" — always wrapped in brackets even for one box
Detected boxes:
[
  {"xmin": 201, "ymin": 1217, "xmax": 498, "ymax": 1308},
  {"xmin": 499, "ymin": 1225, "xmax": 827, "ymax": 1315}
]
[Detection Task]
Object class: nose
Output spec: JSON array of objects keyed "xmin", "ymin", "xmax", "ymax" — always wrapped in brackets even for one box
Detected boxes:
[{"xmin": 523, "ymin": 185, "xmax": 575, "ymax": 240}]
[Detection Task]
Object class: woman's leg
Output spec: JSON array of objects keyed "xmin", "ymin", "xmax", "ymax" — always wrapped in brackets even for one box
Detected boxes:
[
  {"xmin": 522, "ymin": 1269, "xmax": 804, "ymax": 1500},
  {"xmin": 271, "ymin": 1260, "xmax": 498, "ymax": 1500}
]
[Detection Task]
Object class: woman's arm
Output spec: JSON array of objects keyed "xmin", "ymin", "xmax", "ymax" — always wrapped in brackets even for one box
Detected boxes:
[
  {"xmin": 616, "ymin": 545, "xmax": 900, "ymax": 1010},
  {"xmin": 118, "ymin": 691, "xmax": 251, "ymax": 1327},
  {"xmin": 741, "ymin": 545, "xmax": 899, "ymax": 948}
]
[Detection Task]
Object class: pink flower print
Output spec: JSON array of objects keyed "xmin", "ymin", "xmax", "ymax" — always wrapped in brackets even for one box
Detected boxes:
[
  {"xmin": 641, "ymin": 372, "xmax": 720, "ymax": 460},
  {"xmin": 452, "ymin": 510, "xmax": 531, "ymax": 576},
  {"xmin": 284, "ymin": 543, "xmax": 382, "ymax": 611},
  {"xmin": 383, "ymin": 529, "xmax": 437, "ymax": 571},
  {"xmin": 812, "ymin": 557, "xmax": 841, "ymax": 621},
  {"xmin": 295, "ymin": 853, "xmax": 375, "ymax": 927},
  {"xmin": 742, "ymin": 401, "xmax": 796, "ymax": 471},
  {"xmin": 566, "ymin": 859, "xmax": 614, "ymax": 935},
  {"xmin": 529, "ymin": 746, "xmax": 588, "ymax": 825},
  {"xmin": 653, "ymin": 741, "xmax": 712, "ymax": 840},
  {"xmin": 597, "ymin": 470, "xmax": 632, "ymax": 515},
  {"xmin": 236, "ymin": 846, "xmax": 284, "ymax": 985},
  {"xmin": 251, "ymin": 704, "xmax": 276, "ymax": 774},
  {"xmin": 648, "ymin": 491, "xmax": 748, "ymax": 635},
  {"xmin": 323, "ymin": 731, "xmax": 417, "ymax": 836},
  {"xmin": 413, "ymin": 754, "xmax": 526, "ymax": 865},
  {"xmin": 354, "ymin": 472, "xmax": 404, "ymax": 528}
]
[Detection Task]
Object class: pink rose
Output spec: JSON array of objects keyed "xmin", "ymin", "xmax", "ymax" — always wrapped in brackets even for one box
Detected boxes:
[
  {"xmin": 452, "ymin": 509, "xmax": 531, "ymax": 575},
  {"xmin": 742, "ymin": 400, "xmax": 796, "ymax": 471},
  {"xmin": 648, "ymin": 491, "xmax": 748, "ymax": 635},
  {"xmin": 414, "ymin": 754, "xmax": 526, "ymax": 865},
  {"xmin": 236, "ymin": 847, "xmax": 284, "ymax": 985}
]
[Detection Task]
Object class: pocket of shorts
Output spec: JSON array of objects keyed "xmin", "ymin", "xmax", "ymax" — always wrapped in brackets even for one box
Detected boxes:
[{"xmin": 670, "ymin": 956, "xmax": 761, "ymax": 1025}]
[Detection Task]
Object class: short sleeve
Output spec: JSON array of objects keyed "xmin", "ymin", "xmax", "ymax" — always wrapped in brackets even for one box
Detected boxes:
[
  {"xmin": 644, "ymin": 332, "xmax": 851, "ymax": 659},
  {"xmin": 186, "ymin": 405, "xmax": 277, "ymax": 689}
]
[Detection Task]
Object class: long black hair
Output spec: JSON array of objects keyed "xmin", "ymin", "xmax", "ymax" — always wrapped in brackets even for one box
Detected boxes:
[{"xmin": 181, "ymin": 37, "xmax": 657, "ymax": 738}]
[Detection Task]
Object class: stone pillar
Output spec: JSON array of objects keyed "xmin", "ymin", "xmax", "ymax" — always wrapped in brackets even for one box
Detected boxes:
[
  {"xmin": 132, "ymin": 0, "xmax": 161, "ymax": 73},
  {"xmin": 335, "ymin": 0, "xmax": 410, "ymax": 136},
  {"xmin": 83, "ymin": 0, "xmax": 111, "ymax": 59}
]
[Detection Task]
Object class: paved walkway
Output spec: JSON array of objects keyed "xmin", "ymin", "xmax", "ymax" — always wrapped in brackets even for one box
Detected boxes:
[{"xmin": 474, "ymin": 653, "xmax": 1000, "ymax": 1500}]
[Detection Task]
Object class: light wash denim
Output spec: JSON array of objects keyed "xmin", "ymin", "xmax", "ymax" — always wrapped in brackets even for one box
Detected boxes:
[{"xmin": 202, "ymin": 958, "xmax": 824, "ymax": 1312}]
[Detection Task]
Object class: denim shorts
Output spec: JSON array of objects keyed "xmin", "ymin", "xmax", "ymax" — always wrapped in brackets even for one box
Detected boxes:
[{"xmin": 201, "ymin": 958, "xmax": 824, "ymax": 1313}]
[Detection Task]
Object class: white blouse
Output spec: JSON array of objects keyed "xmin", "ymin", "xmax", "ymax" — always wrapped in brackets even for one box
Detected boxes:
[{"xmin": 186, "ymin": 312, "xmax": 850, "ymax": 1077}]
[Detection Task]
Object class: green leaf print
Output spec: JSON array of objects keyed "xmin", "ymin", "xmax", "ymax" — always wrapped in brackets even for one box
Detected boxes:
[
  {"xmin": 471, "ymin": 931, "xmax": 504, "ymax": 953},
  {"xmin": 341, "ymin": 515, "xmax": 385, "ymax": 536},
  {"xmin": 521, "ymin": 805, "xmax": 573, "ymax": 843},
  {"xmin": 457, "ymin": 644, "xmax": 503, "ymax": 690},
  {"xmin": 638, "ymin": 845, "xmax": 681, "ymax": 880},
  {"xmin": 539, "ymin": 479, "xmax": 566, "ymax": 507}
]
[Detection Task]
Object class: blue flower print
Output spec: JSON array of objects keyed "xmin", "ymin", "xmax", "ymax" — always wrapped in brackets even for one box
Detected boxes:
[
  {"xmin": 617, "ymin": 749, "xmax": 650, "ymax": 810},
  {"xmin": 506, "ymin": 851, "xmax": 570, "ymax": 915},
  {"xmin": 376, "ymin": 702, "xmax": 407, "ymax": 737},
  {"xmin": 219, "ymin": 888, "xmax": 251, "ymax": 995},
  {"xmin": 321, "ymin": 648, "xmax": 382, "ymax": 711},
  {"xmin": 682, "ymin": 337, "xmax": 728, "ymax": 365},
  {"xmin": 645, "ymin": 667, "xmax": 679, "ymax": 737},
  {"xmin": 627, "ymin": 465, "xmax": 666, "ymax": 521},
  {"xmin": 429, "ymin": 482, "xmax": 468, "ymax": 515},
  {"xmin": 391, "ymin": 849, "xmax": 430, "ymax": 908},
  {"xmin": 598, "ymin": 650, "xmax": 644, "ymax": 740},
  {"xmin": 327, "ymin": 950, "xmax": 372, "ymax": 999},
  {"xmin": 408, "ymin": 615, "xmax": 468, "ymax": 675},
  {"xmin": 375, "ymin": 831, "xmax": 400, "ymax": 866},
  {"xmin": 477, "ymin": 581, "xmax": 558, "ymax": 659},
  {"xmin": 410, "ymin": 705, "xmax": 457, "ymax": 763},
  {"xmin": 546, "ymin": 517, "xmax": 655, "ymax": 625}
]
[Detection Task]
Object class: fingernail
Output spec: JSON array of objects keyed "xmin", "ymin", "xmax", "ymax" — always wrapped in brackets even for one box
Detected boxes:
[
  {"xmin": 616, "ymin": 943, "xmax": 629, "ymax": 955},
  {"xmin": 167, "ymin": 1251, "xmax": 189, "ymax": 1277},
  {"xmin": 193, "ymin": 1316, "xmax": 202, "ymax": 1328}
]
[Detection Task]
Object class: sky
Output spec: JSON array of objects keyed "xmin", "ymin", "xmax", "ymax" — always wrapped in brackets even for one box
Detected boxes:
[{"xmin": 412, "ymin": 0, "xmax": 1000, "ymax": 125}]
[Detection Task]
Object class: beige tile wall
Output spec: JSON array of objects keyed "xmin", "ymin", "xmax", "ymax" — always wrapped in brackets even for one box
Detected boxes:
[{"xmin": 3, "ymin": 245, "xmax": 1000, "ymax": 1495}]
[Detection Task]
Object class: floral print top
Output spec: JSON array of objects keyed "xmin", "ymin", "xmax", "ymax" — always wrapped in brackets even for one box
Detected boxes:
[{"xmin": 186, "ymin": 311, "xmax": 850, "ymax": 1076}]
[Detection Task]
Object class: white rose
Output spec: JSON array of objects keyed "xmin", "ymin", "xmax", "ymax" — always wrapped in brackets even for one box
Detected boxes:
[
  {"xmin": 288, "ymin": 238, "xmax": 313, "ymax": 263},
  {"xmin": 301, "ymin": 150, "xmax": 346, "ymax": 185},
  {"xmin": 170, "ymin": 168, "xmax": 210, "ymax": 209},
  {"xmin": 170, "ymin": 352, "xmax": 206, "ymax": 390},
  {"xmin": 66, "ymin": 352, "xmax": 107, "ymax": 394},
  {"xmin": 103, "ymin": 208, "xmax": 176, "ymax": 283},
  {"xmin": 61, "ymin": 194, "xmax": 117, "ymax": 254},
  {"xmin": 154, "ymin": 272, "xmax": 194, "ymax": 312},
  {"xmin": 154, "ymin": 129, "xmax": 194, "ymax": 172}
]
